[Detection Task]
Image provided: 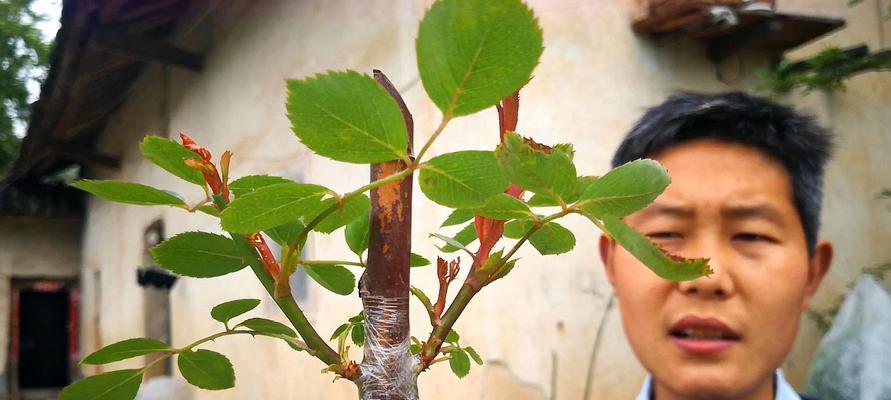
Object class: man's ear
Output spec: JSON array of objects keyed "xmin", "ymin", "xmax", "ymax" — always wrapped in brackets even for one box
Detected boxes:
[
  {"xmin": 802, "ymin": 239, "xmax": 833, "ymax": 311},
  {"xmin": 599, "ymin": 234, "xmax": 617, "ymax": 286}
]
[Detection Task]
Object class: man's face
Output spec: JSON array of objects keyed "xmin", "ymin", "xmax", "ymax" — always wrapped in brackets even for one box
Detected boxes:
[{"xmin": 600, "ymin": 139, "xmax": 832, "ymax": 400}]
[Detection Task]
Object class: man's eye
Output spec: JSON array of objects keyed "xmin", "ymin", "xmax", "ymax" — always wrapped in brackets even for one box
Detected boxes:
[
  {"xmin": 647, "ymin": 232, "xmax": 682, "ymax": 241},
  {"xmin": 733, "ymin": 233, "xmax": 772, "ymax": 243}
]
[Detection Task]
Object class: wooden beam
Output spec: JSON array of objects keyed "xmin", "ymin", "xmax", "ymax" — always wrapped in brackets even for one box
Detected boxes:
[{"xmin": 92, "ymin": 28, "xmax": 203, "ymax": 71}]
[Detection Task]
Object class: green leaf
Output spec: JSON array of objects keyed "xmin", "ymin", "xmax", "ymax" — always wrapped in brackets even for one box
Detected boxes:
[
  {"xmin": 350, "ymin": 324, "xmax": 365, "ymax": 346},
  {"xmin": 177, "ymin": 349, "xmax": 235, "ymax": 390},
  {"xmin": 576, "ymin": 159, "xmax": 669, "ymax": 218},
  {"xmin": 503, "ymin": 219, "xmax": 528, "ymax": 239},
  {"xmin": 441, "ymin": 208, "xmax": 474, "ymax": 227},
  {"xmin": 221, "ymin": 182, "xmax": 329, "ymax": 233},
  {"xmin": 264, "ymin": 221, "xmax": 306, "ymax": 247},
  {"xmin": 303, "ymin": 264, "xmax": 356, "ymax": 295},
  {"xmin": 419, "ymin": 151, "xmax": 509, "ymax": 208},
  {"xmin": 495, "ymin": 133, "xmax": 577, "ymax": 202},
  {"xmin": 529, "ymin": 221, "xmax": 575, "ymax": 255},
  {"xmin": 528, "ymin": 176, "xmax": 599, "ymax": 206},
  {"xmin": 71, "ymin": 180, "xmax": 185, "ymax": 207},
  {"xmin": 472, "ymin": 193, "xmax": 533, "ymax": 220},
  {"xmin": 59, "ymin": 369, "xmax": 142, "ymax": 400},
  {"xmin": 464, "ymin": 346, "xmax": 484, "ymax": 365},
  {"xmin": 236, "ymin": 317, "xmax": 298, "ymax": 337},
  {"xmin": 287, "ymin": 70, "xmax": 408, "ymax": 163},
  {"xmin": 349, "ymin": 312, "xmax": 365, "ymax": 323},
  {"xmin": 445, "ymin": 329, "xmax": 460, "ymax": 344},
  {"xmin": 410, "ymin": 253, "xmax": 431, "ymax": 267},
  {"xmin": 150, "ymin": 232, "xmax": 247, "ymax": 278},
  {"xmin": 599, "ymin": 215, "xmax": 711, "ymax": 282},
  {"xmin": 313, "ymin": 194, "xmax": 370, "ymax": 234},
  {"xmin": 330, "ymin": 323, "xmax": 350, "ymax": 341},
  {"xmin": 81, "ymin": 339, "xmax": 169, "ymax": 365},
  {"xmin": 438, "ymin": 223, "xmax": 478, "ymax": 253},
  {"xmin": 229, "ymin": 175, "xmax": 292, "ymax": 198},
  {"xmin": 211, "ymin": 299, "xmax": 261, "ymax": 326},
  {"xmin": 344, "ymin": 212, "xmax": 370, "ymax": 256},
  {"xmin": 139, "ymin": 136, "xmax": 205, "ymax": 186},
  {"xmin": 416, "ymin": 0, "xmax": 543, "ymax": 116},
  {"xmin": 410, "ymin": 343, "xmax": 421, "ymax": 355},
  {"xmin": 448, "ymin": 349, "xmax": 471, "ymax": 378}
]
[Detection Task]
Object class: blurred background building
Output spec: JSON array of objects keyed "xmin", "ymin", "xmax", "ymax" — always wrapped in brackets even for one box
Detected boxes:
[{"xmin": 0, "ymin": 0, "xmax": 889, "ymax": 399}]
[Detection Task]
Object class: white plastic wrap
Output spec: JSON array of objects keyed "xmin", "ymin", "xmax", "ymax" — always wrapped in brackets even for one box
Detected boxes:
[
  {"xmin": 358, "ymin": 295, "xmax": 419, "ymax": 400},
  {"xmin": 805, "ymin": 276, "xmax": 891, "ymax": 400}
]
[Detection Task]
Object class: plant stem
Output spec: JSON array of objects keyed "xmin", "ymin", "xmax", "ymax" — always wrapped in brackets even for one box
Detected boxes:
[
  {"xmin": 414, "ymin": 115, "xmax": 451, "ymax": 163},
  {"xmin": 230, "ymin": 234, "xmax": 342, "ymax": 367},
  {"xmin": 420, "ymin": 210, "xmax": 569, "ymax": 364}
]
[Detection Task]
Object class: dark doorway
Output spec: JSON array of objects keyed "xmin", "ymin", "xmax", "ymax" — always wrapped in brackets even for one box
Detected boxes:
[{"xmin": 17, "ymin": 286, "xmax": 70, "ymax": 388}]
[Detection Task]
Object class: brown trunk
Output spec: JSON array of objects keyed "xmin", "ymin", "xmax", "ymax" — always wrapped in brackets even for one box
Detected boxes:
[{"xmin": 357, "ymin": 71, "xmax": 418, "ymax": 400}]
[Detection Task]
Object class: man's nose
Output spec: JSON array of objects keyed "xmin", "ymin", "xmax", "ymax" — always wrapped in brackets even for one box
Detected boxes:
[{"xmin": 676, "ymin": 242, "xmax": 735, "ymax": 298}]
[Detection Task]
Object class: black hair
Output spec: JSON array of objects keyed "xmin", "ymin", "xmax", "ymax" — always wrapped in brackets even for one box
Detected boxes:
[{"xmin": 612, "ymin": 91, "xmax": 833, "ymax": 254}]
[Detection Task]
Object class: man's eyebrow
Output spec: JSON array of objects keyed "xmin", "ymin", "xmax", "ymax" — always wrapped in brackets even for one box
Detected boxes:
[
  {"xmin": 637, "ymin": 204, "xmax": 694, "ymax": 219},
  {"xmin": 722, "ymin": 205, "xmax": 786, "ymax": 226}
]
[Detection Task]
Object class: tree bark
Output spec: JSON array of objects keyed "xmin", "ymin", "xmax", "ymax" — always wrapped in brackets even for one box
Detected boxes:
[{"xmin": 357, "ymin": 70, "xmax": 418, "ymax": 400}]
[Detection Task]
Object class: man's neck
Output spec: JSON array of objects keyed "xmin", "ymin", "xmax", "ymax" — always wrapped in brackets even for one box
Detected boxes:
[{"xmin": 651, "ymin": 375, "xmax": 775, "ymax": 400}]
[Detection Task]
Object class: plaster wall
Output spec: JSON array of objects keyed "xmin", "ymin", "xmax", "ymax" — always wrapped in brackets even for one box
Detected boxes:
[{"xmin": 78, "ymin": 0, "xmax": 891, "ymax": 399}]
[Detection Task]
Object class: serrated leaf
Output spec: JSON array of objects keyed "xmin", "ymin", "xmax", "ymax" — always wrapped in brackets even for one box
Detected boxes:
[
  {"xmin": 229, "ymin": 175, "xmax": 292, "ymax": 198},
  {"xmin": 71, "ymin": 180, "xmax": 185, "ymax": 207},
  {"xmin": 599, "ymin": 215, "xmax": 711, "ymax": 282},
  {"xmin": 313, "ymin": 194, "xmax": 370, "ymax": 234},
  {"xmin": 472, "ymin": 193, "xmax": 533, "ymax": 220},
  {"xmin": 351, "ymin": 324, "xmax": 365, "ymax": 346},
  {"xmin": 330, "ymin": 323, "xmax": 350, "ymax": 341},
  {"xmin": 416, "ymin": 0, "xmax": 543, "ymax": 117},
  {"xmin": 211, "ymin": 299, "xmax": 261, "ymax": 326},
  {"xmin": 303, "ymin": 264, "xmax": 355, "ymax": 295},
  {"xmin": 528, "ymin": 176, "xmax": 599, "ymax": 206},
  {"xmin": 221, "ymin": 182, "xmax": 329, "ymax": 233},
  {"xmin": 140, "ymin": 136, "xmax": 205, "ymax": 186},
  {"xmin": 445, "ymin": 329, "xmax": 460, "ymax": 344},
  {"xmin": 81, "ymin": 338, "xmax": 170, "ymax": 365},
  {"xmin": 177, "ymin": 349, "xmax": 235, "ymax": 390},
  {"xmin": 344, "ymin": 212, "xmax": 370, "ymax": 256},
  {"xmin": 236, "ymin": 317, "xmax": 297, "ymax": 337},
  {"xmin": 441, "ymin": 208, "xmax": 474, "ymax": 227},
  {"xmin": 529, "ymin": 221, "xmax": 575, "ymax": 255},
  {"xmin": 287, "ymin": 71, "xmax": 408, "ymax": 163},
  {"xmin": 349, "ymin": 312, "xmax": 365, "ymax": 323},
  {"xmin": 448, "ymin": 349, "xmax": 471, "ymax": 378},
  {"xmin": 419, "ymin": 151, "xmax": 509, "ymax": 208},
  {"xmin": 576, "ymin": 159, "xmax": 669, "ymax": 218},
  {"xmin": 264, "ymin": 221, "xmax": 306, "ymax": 247},
  {"xmin": 150, "ymin": 232, "xmax": 247, "ymax": 278},
  {"xmin": 496, "ymin": 133, "xmax": 577, "ymax": 202},
  {"xmin": 464, "ymin": 346, "xmax": 484, "ymax": 365},
  {"xmin": 59, "ymin": 369, "xmax": 142, "ymax": 400},
  {"xmin": 410, "ymin": 253, "xmax": 431, "ymax": 267}
]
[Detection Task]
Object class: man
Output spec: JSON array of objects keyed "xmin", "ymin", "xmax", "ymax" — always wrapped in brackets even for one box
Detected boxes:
[{"xmin": 599, "ymin": 92, "xmax": 834, "ymax": 400}]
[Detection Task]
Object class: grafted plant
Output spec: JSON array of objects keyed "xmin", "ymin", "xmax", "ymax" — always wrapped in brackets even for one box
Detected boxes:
[{"xmin": 62, "ymin": 0, "xmax": 711, "ymax": 399}]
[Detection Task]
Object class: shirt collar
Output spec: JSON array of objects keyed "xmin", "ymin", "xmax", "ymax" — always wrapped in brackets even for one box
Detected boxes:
[{"xmin": 634, "ymin": 370, "xmax": 801, "ymax": 400}]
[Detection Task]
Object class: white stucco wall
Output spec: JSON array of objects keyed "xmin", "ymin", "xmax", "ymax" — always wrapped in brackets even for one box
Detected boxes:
[{"xmin": 77, "ymin": 1, "xmax": 891, "ymax": 399}]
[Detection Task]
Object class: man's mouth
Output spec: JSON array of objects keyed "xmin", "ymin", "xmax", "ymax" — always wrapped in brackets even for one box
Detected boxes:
[{"xmin": 669, "ymin": 316, "xmax": 741, "ymax": 354}]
